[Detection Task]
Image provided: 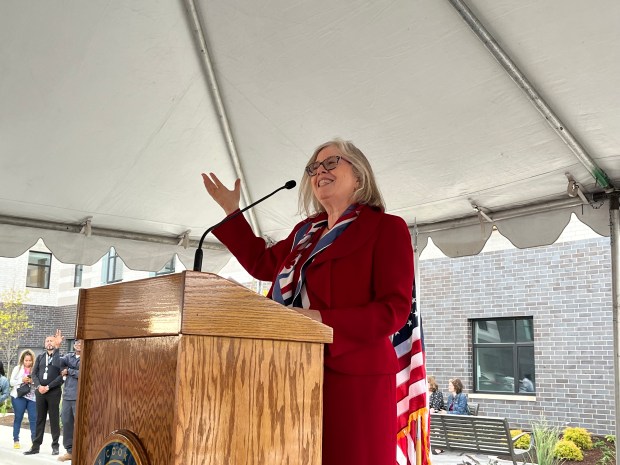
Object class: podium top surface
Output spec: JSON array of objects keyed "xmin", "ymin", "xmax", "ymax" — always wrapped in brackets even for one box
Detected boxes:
[{"xmin": 76, "ymin": 271, "xmax": 333, "ymax": 344}]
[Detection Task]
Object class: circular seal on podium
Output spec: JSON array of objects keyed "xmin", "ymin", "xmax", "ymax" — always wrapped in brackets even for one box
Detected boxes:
[{"xmin": 93, "ymin": 430, "xmax": 150, "ymax": 465}]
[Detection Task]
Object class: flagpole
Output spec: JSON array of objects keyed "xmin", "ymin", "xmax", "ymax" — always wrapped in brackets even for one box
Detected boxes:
[{"xmin": 413, "ymin": 219, "xmax": 420, "ymax": 319}]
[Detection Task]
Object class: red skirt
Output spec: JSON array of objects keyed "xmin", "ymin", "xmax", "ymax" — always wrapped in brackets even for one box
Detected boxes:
[{"xmin": 322, "ymin": 367, "xmax": 396, "ymax": 465}]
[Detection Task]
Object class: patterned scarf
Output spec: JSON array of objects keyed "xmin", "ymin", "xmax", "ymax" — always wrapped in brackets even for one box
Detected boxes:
[{"xmin": 272, "ymin": 204, "xmax": 364, "ymax": 308}]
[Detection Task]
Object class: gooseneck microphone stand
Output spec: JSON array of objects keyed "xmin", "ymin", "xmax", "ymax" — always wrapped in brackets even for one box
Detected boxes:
[{"xmin": 192, "ymin": 180, "xmax": 296, "ymax": 271}]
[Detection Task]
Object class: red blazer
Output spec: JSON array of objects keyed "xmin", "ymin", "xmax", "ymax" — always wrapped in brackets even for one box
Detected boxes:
[{"xmin": 214, "ymin": 205, "xmax": 414, "ymax": 376}]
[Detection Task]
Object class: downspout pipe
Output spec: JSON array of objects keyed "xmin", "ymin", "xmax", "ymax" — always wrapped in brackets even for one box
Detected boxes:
[{"xmin": 609, "ymin": 194, "xmax": 620, "ymax": 465}]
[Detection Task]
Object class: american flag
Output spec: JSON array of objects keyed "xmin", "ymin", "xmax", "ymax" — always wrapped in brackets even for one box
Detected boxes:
[{"xmin": 393, "ymin": 283, "xmax": 429, "ymax": 465}]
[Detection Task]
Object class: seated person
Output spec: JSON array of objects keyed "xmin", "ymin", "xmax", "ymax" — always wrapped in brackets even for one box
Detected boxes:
[
  {"xmin": 519, "ymin": 374, "xmax": 534, "ymax": 392},
  {"xmin": 440, "ymin": 378, "xmax": 469, "ymax": 415},
  {"xmin": 427, "ymin": 375, "xmax": 445, "ymax": 413}
]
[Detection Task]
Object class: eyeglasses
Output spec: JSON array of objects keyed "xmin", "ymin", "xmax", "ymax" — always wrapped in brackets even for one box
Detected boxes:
[{"xmin": 305, "ymin": 155, "xmax": 351, "ymax": 176}]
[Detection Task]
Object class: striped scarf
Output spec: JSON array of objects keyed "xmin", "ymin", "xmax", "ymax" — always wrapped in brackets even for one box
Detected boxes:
[{"xmin": 272, "ymin": 204, "xmax": 363, "ymax": 308}]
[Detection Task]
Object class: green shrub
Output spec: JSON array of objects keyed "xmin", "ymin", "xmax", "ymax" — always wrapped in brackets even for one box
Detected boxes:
[
  {"xmin": 564, "ymin": 427, "xmax": 593, "ymax": 450},
  {"xmin": 2, "ymin": 397, "xmax": 15, "ymax": 414},
  {"xmin": 554, "ymin": 439, "xmax": 583, "ymax": 461},
  {"xmin": 596, "ymin": 436, "xmax": 616, "ymax": 465},
  {"xmin": 529, "ymin": 419, "xmax": 563, "ymax": 465},
  {"xmin": 510, "ymin": 429, "xmax": 531, "ymax": 449}
]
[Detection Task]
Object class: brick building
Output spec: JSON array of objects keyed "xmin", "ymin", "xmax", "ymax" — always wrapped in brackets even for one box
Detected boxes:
[{"xmin": 422, "ymin": 221, "xmax": 614, "ymax": 434}]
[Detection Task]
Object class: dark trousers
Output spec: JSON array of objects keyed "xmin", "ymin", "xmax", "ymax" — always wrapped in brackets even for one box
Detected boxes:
[
  {"xmin": 61, "ymin": 399, "xmax": 77, "ymax": 453},
  {"xmin": 32, "ymin": 387, "xmax": 61, "ymax": 450}
]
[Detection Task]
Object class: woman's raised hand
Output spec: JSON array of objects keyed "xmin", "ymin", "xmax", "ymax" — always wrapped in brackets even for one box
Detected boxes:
[{"xmin": 202, "ymin": 173, "xmax": 241, "ymax": 215}]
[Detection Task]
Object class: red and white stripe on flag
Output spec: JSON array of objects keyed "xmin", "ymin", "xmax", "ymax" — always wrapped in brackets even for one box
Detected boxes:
[{"xmin": 393, "ymin": 286, "xmax": 430, "ymax": 465}]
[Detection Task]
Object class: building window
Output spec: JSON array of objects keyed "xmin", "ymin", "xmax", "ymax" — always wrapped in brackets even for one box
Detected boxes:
[
  {"xmin": 154, "ymin": 257, "xmax": 175, "ymax": 276},
  {"xmin": 74, "ymin": 265, "xmax": 83, "ymax": 287},
  {"xmin": 472, "ymin": 317, "xmax": 535, "ymax": 394},
  {"xmin": 102, "ymin": 247, "xmax": 123, "ymax": 284},
  {"xmin": 26, "ymin": 251, "xmax": 52, "ymax": 289}
]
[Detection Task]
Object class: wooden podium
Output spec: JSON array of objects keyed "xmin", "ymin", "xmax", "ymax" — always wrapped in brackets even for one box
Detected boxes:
[{"xmin": 74, "ymin": 271, "xmax": 333, "ymax": 465}]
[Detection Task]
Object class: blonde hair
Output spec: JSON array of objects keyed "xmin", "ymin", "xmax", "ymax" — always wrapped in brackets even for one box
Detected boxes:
[
  {"xmin": 18, "ymin": 349, "xmax": 36, "ymax": 367},
  {"xmin": 427, "ymin": 375, "xmax": 439, "ymax": 392},
  {"xmin": 298, "ymin": 138, "xmax": 385, "ymax": 217}
]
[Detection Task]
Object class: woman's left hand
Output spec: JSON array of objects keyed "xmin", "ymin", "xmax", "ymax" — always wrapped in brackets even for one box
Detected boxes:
[{"xmin": 295, "ymin": 309, "xmax": 322, "ymax": 323}]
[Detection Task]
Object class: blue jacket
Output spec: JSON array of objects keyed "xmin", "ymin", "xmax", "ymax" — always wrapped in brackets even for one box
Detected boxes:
[
  {"xmin": 446, "ymin": 392, "xmax": 469, "ymax": 414},
  {"xmin": 55, "ymin": 352, "xmax": 80, "ymax": 401},
  {"xmin": 0, "ymin": 375, "xmax": 9, "ymax": 404}
]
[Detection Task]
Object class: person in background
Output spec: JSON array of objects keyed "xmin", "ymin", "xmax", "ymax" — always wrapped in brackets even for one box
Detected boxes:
[
  {"xmin": 55, "ymin": 338, "xmax": 82, "ymax": 462},
  {"xmin": 440, "ymin": 378, "xmax": 469, "ymax": 415},
  {"xmin": 0, "ymin": 361, "xmax": 10, "ymax": 406},
  {"xmin": 519, "ymin": 374, "xmax": 534, "ymax": 393},
  {"xmin": 9, "ymin": 349, "xmax": 37, "ymax": 449},
  {"xmin": 24, "ymin": 330, "xmax": 64, "ymax": 456},
  {"xmin": 427, "ymin": 375, "xmax": 445, "ymax": 413},
  {"xmin": 201, "ymin": 138, "xmax": 414, "ymax": 465}
]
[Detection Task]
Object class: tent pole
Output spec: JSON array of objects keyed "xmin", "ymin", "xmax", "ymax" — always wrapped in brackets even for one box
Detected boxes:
[
  {"xmin": 447, "ymin": 0, "xmax": 615, "ymax": 191},
  {"xmin": 610, "ymin": 194, "xmax": 620, "ymax": 464},
  {"xmin": 182, "ymin": 0, "xmax": 261, "ymax": 235}
]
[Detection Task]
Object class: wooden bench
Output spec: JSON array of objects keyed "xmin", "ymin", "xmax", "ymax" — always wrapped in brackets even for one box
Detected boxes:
[
  {"xmin": 430, "ymin": 414, "xmax": 532, "ymax": 465},
  {"xmin": 468, "ymin": 402, "xmax": 480, "ymax": 416}
]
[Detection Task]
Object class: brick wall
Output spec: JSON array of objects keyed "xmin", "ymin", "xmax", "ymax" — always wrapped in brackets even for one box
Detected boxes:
[
  {"xmin": 422, "ymin": 236, "xmax": 615, "ymax": 434},
  {"xmin": 13, "ymin": 304, "xmax": 77, "ymax": 357}
]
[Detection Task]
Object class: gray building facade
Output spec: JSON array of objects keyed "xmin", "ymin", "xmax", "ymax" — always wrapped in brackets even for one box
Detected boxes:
[{"xmin": 422, "ymin": 236, "xmax": 614, "ymax": 434}]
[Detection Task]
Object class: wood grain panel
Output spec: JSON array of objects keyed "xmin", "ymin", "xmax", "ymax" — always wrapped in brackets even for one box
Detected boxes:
[
  {"xmin": 74, "ymin": 337, "xmax": 179, "ymax": 465},
  {"xmin": 173, "ymin": 335, "xmax": 324, "ymax": 465},
  {"xmin": 77, "ymin": 274, "xmax": 183, "ymax": 339},
  {"xmin": 182, "ymin": 272, "xmax": 333, "ymax": 343}
]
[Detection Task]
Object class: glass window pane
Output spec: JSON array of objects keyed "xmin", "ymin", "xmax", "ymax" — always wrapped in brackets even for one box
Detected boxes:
[
  {"xmin": 105, "ymin": 248, "xmax": 124, "ymax": 283},
  {"xmin": 516, "ymin": 318, "xmax": 534, "ymax": 342},
  {"xmin": 26, "ymin": 268, "xmax": 40, "ymax": 287},
  {"xmin": 26, "ymin": 264, "xmax": 50, "ymax": 288},
  {"xmin": 113, "ymin": 258, "xmax": 123, "ymax": 281},
  {"xmin": 74, "ymin": 265, "xmax": 83, "ymax": 287},
  {"xmin": 518, "ymin": 346, "xmax": 536, "ymax": 393},
  {"xmin": 42, "ymin": 266, "xmax": 50, "ymax": 288},
  {"xmin": 475, "ymin": 319, "xmax": 515, "ymax": 343},
  {"xmin": 26, "ymin": 251, "xmax": 51, "ymax": 288},
  {"xmin": 475, "ymin": 347, "xmax": 515, "ymax": 392},
  {"xmin": 28, "ymin": 251, "xmax": 51, "ymax": 266},
  {"xmin": 155, "ymin": 258, "xmax": 175, "ymax": 276}
]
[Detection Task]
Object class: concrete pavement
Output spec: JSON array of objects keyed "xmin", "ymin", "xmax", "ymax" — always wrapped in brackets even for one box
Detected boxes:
[
  {"xmin": 1, "ymin": 414, "xmax": 64, "ymax": 465},
  {"xmin": 0, "ymin": 413, "xmax": 530, "ymax": 465}
]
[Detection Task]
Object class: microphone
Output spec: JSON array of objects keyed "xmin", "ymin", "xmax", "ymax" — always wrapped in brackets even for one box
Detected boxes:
[{"xmin": 192, "ymin": 180, "xmax": 297, "ymax": 271}]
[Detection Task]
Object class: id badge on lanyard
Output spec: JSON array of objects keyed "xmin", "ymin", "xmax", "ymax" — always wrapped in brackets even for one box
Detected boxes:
[{"xmin": 43, "ymin": 354, "xmax": 51, "ymax": 380}]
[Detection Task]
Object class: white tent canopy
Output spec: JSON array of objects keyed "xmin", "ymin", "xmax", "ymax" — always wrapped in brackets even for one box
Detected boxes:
[
  {"xmin": 1, "ymin": 0, "xmax": 618, "ymax": 268},
  {"xmin": 2, "ymin": 0, "xmax": 620, "ymax": 452}
]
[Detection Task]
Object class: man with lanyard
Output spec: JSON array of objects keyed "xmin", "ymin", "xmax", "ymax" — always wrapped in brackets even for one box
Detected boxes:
[
  {"xmin": 24, "ymin": 330, "xmax": 64, "ymax": 456},
  {"xmin": 56, "ymin": 338, "xmax": 81, "ymax": 462}
]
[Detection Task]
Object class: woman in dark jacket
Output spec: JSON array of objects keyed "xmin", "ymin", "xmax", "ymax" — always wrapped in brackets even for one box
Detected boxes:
[{"xmin": 427, "ymin": 375, "xmax": 444, "ymax": 413}]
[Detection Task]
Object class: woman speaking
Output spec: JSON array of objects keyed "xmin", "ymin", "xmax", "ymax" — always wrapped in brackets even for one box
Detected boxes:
[{"xmin": 202, "ymin": 138, "xmax": 414, "ymax": 465}]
